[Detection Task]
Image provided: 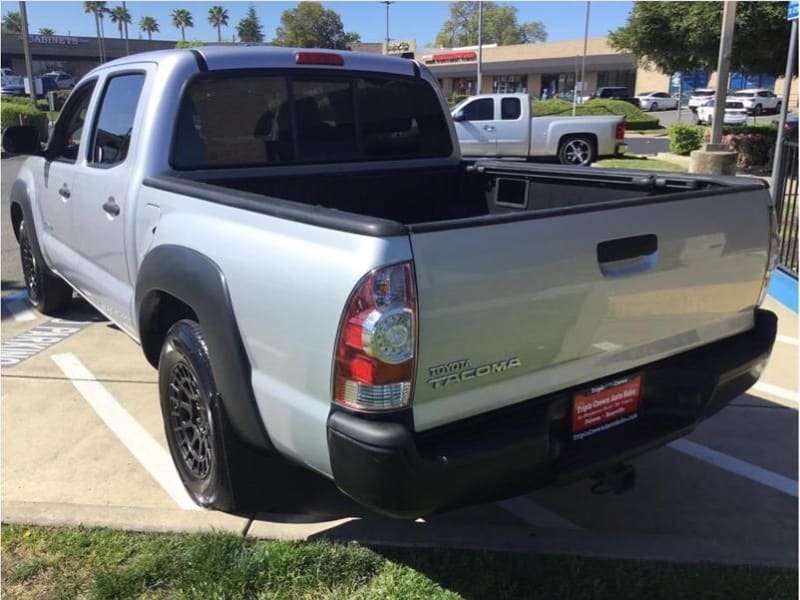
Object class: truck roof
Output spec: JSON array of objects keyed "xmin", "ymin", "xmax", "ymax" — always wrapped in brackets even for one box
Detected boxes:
[{"xmin": 87, "ymin": 45, "xmax": 421, "ymax": 79}]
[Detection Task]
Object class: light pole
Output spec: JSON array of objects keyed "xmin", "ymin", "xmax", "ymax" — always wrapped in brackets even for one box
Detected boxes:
[
  {"xmin": 477, "ymin": 0, "xmax": 483, "ymax": 94},
  {"xmin": 382, "ymin": 1, "xmax": 394, "ymax": 53},
  {"xmin": 580, "ymin": 1, "xmax": 590, "ymax": 98},
  {"xmin": 122, "ymin": 0, "xmax": 130, "ymax": 56},
  {"xmin": 19, "ymin": 1, "xmax": 36, "ymax": 105},
  {"xmin": 709, "ymin": 1, "xmax": 737, "ymax": 147}
]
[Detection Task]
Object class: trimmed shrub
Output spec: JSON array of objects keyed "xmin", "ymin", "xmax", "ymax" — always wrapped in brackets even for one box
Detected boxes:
[
  {"xmin": 1, "ymin": 101, "xmax": 49, "ymax": 142},
  {"xmin": 704, "ymin": 125, "xmax": 778, "ymax": 167},
  {"xmin": 668, "ymin": 124, "xmax": 705, "ymax": 155},
  {"xmin": 532, "ymin": 98, "xmax": 661, "ymax": 130}
]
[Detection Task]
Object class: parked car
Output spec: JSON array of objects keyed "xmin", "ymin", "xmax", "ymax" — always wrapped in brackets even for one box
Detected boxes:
[
  {"xmin": 695, "ymin": 98, "xmax": 749, "ymax": 126},
  {"xmin": 452, "ymin": 93, "xmax": 627, "ymax": 165},
  {"xmin": 772, "ymin": 112, "xmax": 798, "ymax": 141},
  {"xmin": 729, "ymin": 89, "xmax": 781, "ymax": 116},
  {"xmin": 0, "ymin": 81, "xmax": 25, "ymax": 97},
  {"xmin": 688, "ymin": 88, "xmax": 717, "ymax": 113},
  {"xmin": 635, "ymin": 91, "xmax": 679, "ymax": 112},
  {"xmin": 1, "ymin": 67, "xmax": 21, "ymax": 86},
  {"xmin": 43, "ymin": 70, "xmax": 75, "ymax": 89},
  {"xmin": 3, "ymin": 46, "xmax": 778, "ymax": 519},
  {"xmin": 591, "ymin": 86, "xmax": 640, "ymax": 107}
]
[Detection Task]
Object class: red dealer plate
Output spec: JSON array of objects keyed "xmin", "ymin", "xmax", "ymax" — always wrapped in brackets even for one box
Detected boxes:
[{"xmin": 572, "ymin": 374, "xmax": 642, "ymax": 441}]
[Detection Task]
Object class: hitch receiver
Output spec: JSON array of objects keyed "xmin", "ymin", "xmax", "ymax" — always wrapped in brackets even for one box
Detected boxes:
[{"xmin": 590, "ymin": 463, "xmax": 636, "ymax": 495}]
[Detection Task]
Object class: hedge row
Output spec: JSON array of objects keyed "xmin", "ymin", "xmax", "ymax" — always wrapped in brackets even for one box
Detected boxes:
[
  {"xmin": 532, "ymin": 98, "xmax": 661, "ymax": 130},
  {"xmin": 0, "ymin": 101, "xmax": 49, "ymax": 142},
  {"xmin": 668, "ymin": 123, "xmax": 779, "ymax": 166}
]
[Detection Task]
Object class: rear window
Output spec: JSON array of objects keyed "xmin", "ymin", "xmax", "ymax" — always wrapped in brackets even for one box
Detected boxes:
[
  {"xmin": 693, "ymin": 90, "xmax": 715, "ymax": 97},
  {"xmin": 732, "ymin": 91, "xmax": 755, "ymax": 97},
  {"xmin": 171, "ymin": 72, "xmax": 452, "ymax": 169}
]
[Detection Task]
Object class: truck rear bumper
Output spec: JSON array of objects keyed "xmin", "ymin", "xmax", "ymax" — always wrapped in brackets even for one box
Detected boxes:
[{"xmin": 326, "ymin": 309, "xmax": 777, "ymax": 518}]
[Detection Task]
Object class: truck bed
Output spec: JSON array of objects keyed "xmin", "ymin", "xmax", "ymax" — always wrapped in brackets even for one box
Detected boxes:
[{"xmin": 148, "ymin": 162, "xmax": 771, "ymax": 429}]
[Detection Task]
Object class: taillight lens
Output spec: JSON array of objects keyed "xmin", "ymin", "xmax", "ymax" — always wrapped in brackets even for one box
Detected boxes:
[
  {"xmin": 615, "ymin": 121, "xmax": 626, "ymax": 140},
  {"xmin": 333, "ymin": 262, "xmax": 417, "ymax": 411}
]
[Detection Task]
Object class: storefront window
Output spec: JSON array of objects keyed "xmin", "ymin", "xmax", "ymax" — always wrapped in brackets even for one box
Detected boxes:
[
  {"xmin": 597, "ymin": 70, "xmax": 636, "ymax": 92},
  {"xmin": 540, "ymin": 73, "xmax": 575, "ymax": 99},
  {"xmin": 493, "ymin": 75, "xmax": 527, "ymax": 94},
  {"xmin": 729, "ymin": 71, "xmax": 776, "ymax": 90},
  {"xmin": 452, "ymin": 78, "xmax": 477, "ymax": 96}
]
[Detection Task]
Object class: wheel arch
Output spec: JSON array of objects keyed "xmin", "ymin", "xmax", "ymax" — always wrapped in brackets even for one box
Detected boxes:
[
  {"xmin": 10, "ymin": 179, "xmax": 32, "ymax": 242},
  {"xmin": 136, "ymin": 244, "xmax": 273, "ymax": 452}
]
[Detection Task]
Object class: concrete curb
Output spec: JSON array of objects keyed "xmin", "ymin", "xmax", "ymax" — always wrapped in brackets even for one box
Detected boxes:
[{"xmin": 3, "ymin": 501, "xmax": 796, "ymax": 569}]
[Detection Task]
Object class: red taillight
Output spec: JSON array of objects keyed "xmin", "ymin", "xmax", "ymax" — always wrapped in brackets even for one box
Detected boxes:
[
  {"xmin": 295, "ymin": 51, "xmax": 344, "ymax": 66},
  {"xmin": 615, "ymin": 121, "xmax": 626, "ymax": 140},
  {"xmin": 333, "ymin": 262, "xmax": 417, "ymax": 411}
]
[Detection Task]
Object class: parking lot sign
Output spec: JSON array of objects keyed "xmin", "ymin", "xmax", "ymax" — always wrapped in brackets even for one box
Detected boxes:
[{"xmin": 789, "ymin": 0, "xmax": 798, "ymax": 20}]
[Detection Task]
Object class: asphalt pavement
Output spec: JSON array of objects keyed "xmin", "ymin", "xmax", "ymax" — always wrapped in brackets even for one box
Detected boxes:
[{"xmin": 1, "ymin": 156, "xmax": 798, "ymax": 568}]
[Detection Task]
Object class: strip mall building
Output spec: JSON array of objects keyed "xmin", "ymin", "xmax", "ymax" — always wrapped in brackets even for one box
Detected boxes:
[{"xmin": 421, "ymin": 37, "xmax": 798, "ymax": 105}]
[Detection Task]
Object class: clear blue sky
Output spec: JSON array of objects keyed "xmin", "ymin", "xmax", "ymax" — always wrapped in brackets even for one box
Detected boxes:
[{"xmin": 18, "ymin": 1, "xmax": 633, "ymax": 46}]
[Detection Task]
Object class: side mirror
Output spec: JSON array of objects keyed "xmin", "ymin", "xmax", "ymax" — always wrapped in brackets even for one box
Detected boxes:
[
  {"xmin": 2, "ymin": 125, "xmax": 42, "ymax": 156},
  {"xmin": 452, "ymin": 110, "xmax": 465, "ymax": 122}
]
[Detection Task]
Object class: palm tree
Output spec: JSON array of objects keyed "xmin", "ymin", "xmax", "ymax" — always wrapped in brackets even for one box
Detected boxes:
[
  {"xmin": 207, "ymin": 6, "xmax": 228, "ymax": 43},
  {"xmin": 171, "ymin": 8, "xmax": 193, "ymax": 42},
  {"xmin": 2, "ymin": 11, "xmax": 23, "ymax": 33},
  {"xmin": 139, "ymin": 15, "xmax": 159, "ymax": 40},
  {"xmin": 38, "ymin": 27, "xmax": 56, "ymax": 35},
  {"xmin": 109, "ymin": 5, "xmax": 131, "ymax": 39},
  {"xmin": 83, "ymin": 2, "xmax": 108, "ymax": 62}
]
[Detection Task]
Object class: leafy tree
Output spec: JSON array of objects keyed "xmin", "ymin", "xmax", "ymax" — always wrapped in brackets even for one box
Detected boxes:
[
  {"xmin": 236, "ymin": 5, "xmax": 264, "ymax": 42},
  {"xmin": 273, "ymin": 2, "xmax": 346, "ymax": 49},
  {"xmin": 109, "ymin": 5, "xmax": 131, "ymax": 39},
  {"xmin": 208, "ymin": 5, "xmax": 229, "ymax": 43},
  {"xmin": 434, "ymin": 1, "xmax": 547, "ymax": 47},
  {"xmin": 38, "ymin": 27, "xmax": 56, "ymax": 35},
  {"xmin": 2, "ymin": 11, "xmax": 23, "ymax": 33},
  {"xmin": 344, "ymin": 31, "xmax": 361, "ymax": 45},
  {"xmin": 84, "ymin": 2, "xmax": 108, "ymax": 60},
  {"xmin": 171, "ymin": 8, "xmax": 193, "ymax": 42},
  {"xmin": 609, "ymin": 1, "xmax": 792, "ymax": 77},
  {"xmin": 139, "ymin": 15, "xmax": 159, "ymax": 40}
]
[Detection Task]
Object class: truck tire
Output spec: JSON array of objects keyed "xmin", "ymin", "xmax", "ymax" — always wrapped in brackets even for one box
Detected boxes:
[
  {"xmin": 18, "ymin": 220, "xmax": 72, "ymax": 314},
  {"xmin": 558, "ymin": 136, "xmax": 596, "ymax": 166},
  {"xmin": 159, "ymin": 319, "xmax": 268, "ymax": 512}
]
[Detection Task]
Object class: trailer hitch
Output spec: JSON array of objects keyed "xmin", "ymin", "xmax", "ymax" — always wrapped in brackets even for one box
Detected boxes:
[{"xmin": 590, "ymin": 463, "xmax": 636, "ymax": 495}]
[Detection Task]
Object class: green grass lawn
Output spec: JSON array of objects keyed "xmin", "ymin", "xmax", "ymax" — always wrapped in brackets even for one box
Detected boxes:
[
  {"xmin": 594, "ymin": 156, "xmax": 688, "ymax": 172},
  {"xmin": 1, "ymin": 525, "xmax": 796, "ymax": 599}
]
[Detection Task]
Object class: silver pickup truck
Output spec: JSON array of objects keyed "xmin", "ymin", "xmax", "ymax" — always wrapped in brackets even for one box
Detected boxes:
[
  {"xmin": 452, "ymin": 93, "xmax": 628, "ymax": 165},
  {"xmin": 4, "ymin": 47, "xmax": 778, "ymax": 518}
]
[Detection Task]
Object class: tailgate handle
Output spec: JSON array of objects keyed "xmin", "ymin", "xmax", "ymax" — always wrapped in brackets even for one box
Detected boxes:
[{"xmin": 597, "ymin": 234, "xmax": 658, "ymax": 277}]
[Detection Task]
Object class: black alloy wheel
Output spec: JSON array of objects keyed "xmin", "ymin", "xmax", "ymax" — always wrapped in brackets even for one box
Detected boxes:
[{"xmin": 167, "ymin": 360, "xmax": 214, "ymax": 480}]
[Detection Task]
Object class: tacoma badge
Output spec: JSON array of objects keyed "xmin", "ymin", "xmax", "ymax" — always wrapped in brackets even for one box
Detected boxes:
[{"xmin": 427, "ymin": 357, "xmax": 522, "ymax": 389}]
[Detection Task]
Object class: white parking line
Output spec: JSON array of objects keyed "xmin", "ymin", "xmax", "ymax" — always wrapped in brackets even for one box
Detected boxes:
[
  {"xmin": 51, "ymin": 352, "xmax": 200, "ymax": 511},
  {"xmin": 2, "ymin": 291, "xmax": 36, "ymax": 322},
  {"xmin": 776, "ymin": 334, "xmax": 799, "ymax": 347},
  {"xmin": 752, "ymin": 381, "xmax": 799, "ymax": 405},
  {"xmin": 669, "ymin": 438, "xmax": 798, "ymax": 498},
  {"xmin": 497, "ymin": 496, "xmax": 580, "ymax": 530}
]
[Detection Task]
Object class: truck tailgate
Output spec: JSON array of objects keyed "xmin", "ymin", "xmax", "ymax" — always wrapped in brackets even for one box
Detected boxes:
[{"xmin": 409, "ymin": 182, "xmax": 770, "ymax": 431}]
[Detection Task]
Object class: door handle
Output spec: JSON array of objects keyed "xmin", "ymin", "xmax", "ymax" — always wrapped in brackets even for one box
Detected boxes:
[
  {"xmin": 483, "ymin": 125, "xmax": 496, "ymax": 131},
  {"xmin": 58, "ymin": 184, "xmax": 70, "ymax": 199},
  {"xmin": 102, "ymin": 197, "xmax": 120, "ymax": 217},
  {"xmin": 597, "ymin": 234, "xmax": 658, "ymax": 277}
]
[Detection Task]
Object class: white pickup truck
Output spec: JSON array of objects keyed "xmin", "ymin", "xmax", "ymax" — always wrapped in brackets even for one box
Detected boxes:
[
  {"xmin": 4, "ymin": 47, "xmax": 778, "ymax": 518},
  {"xmin": 451, "ymin": 93, "xmax": 628, "ymax": 165}
]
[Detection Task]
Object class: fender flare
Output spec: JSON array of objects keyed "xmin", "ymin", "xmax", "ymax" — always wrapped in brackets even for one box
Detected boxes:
[
  {"xmin": 136, "ymin": 244, "xmax": 273, "ymax": 452},
  {"xmin": 9, "ymin": 179, "xmax": 48, "ymax": 269}
]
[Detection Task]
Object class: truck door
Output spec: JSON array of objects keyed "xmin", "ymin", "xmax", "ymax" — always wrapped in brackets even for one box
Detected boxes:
[
  {"xmin": 453, "ymin": 97, "xmax": 496, "ymax": 156},
  {"xmin": 494, "ymin": 96, "xmax": 528, "ymax": 156},
  {"xmin": 68, "ymin": 70, "xmax": 148, "ymax": 331},
  {"xmin": 35, "ymin": 79, "xmax": 98, "ymax": 285}
]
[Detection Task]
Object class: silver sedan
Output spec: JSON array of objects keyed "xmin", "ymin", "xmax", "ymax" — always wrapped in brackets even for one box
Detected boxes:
[{"xmin": 636, "ymin": 91, "xmax": 680, "ymax": 112}]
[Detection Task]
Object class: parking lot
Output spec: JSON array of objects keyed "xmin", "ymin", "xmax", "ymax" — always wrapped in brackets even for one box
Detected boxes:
[{"xmin": 1, "ymin": 157, "xmax": 797, "ymax": 568}]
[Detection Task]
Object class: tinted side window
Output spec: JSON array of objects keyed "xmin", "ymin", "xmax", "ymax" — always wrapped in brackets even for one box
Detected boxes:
[
  {"xmin": 90, "ymin": 73, "xmax": 145, "ymax": 166},
  {"xmin": 49, "ymin": 81, "xmax": 96, "ymax": 162},
  {"xmin": 462, "ymin": 98, "xmax": 493, "ymax": 121},
  {"xmin": 501, "ymin": 97, "xmax": 521, "ymax": 120}
]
